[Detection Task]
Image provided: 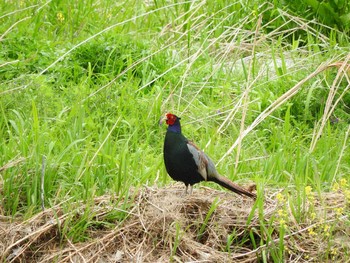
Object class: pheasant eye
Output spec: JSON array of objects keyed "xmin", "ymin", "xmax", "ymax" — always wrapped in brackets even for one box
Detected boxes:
[{"xmin": 166, "ymin": 113, "xmax": 176, "ymax": 125}]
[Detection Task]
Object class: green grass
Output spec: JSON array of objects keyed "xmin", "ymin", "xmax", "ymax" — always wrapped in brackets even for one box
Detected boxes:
[{"xmin": 1, "ymin": 0, "xmax": 350, "ymax": 261}]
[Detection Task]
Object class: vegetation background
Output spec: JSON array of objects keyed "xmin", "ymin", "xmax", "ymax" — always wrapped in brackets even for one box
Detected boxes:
[{"xmin": 1, "ymin": 0, "xmax": 349, "ymax": 261}]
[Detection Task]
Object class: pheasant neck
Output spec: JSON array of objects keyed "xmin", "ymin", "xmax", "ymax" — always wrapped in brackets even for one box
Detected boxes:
[{"xmin": 167, "ymin": 124, "xmax": 181, "ymax": 133}]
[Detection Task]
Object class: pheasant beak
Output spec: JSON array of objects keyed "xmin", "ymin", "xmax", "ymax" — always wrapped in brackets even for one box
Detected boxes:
[{"xmin": 159, "ymin": 114, "xmax": 168, "ymax": 126}]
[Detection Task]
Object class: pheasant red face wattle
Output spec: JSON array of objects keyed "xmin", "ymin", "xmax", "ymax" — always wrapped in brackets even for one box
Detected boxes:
[{"xmin": 165, "ymin": 113, "xmax": 178, "ymax": 126}]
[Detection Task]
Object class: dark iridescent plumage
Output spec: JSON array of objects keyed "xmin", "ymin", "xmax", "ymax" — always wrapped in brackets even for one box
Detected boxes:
[{"xmin": 163, "ymin": 113, "xmax": 256, "ymax": 198}]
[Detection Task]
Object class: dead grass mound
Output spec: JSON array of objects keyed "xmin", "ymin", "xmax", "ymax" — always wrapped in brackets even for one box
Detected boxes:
[{"xmin": 1, "ymin": 184, "xmax": 349, "ymax": 262}]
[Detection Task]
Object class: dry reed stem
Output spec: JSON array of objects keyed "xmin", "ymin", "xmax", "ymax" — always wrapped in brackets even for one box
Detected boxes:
[
  {"xmin": 0, "ymin": 156, "xmax": 26, "ymax": 173},
  {"xmin": 218, "ymin": 61, "xmax": 350, "ymax": 165},
  {"xmin": 310, "ymin": 58, "xmax": 350, "ymax": 152},
  {"xmin": 235, "ymin": 14, "xmax": 262, "ymax": 171}
]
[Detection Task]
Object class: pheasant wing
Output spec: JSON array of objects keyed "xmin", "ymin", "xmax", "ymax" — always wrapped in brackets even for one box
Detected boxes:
[{"xmin": 187, "ymin": 141, "xmax": 217, "ymax": 181}]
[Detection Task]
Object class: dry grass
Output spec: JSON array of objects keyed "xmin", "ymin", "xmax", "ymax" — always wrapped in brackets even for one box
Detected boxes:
[{"xmin": 1, "ymin": 184, "xmax": 349, "ymax": 262}]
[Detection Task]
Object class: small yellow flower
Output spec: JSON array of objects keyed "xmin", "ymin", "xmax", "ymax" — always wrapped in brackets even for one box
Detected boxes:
[
  {"xmin": 305, "ymin": 185, "xmax": 312, "ymax": 196},
  {"xmin": 279, "ymin": 218, "xmax": 286, "ymax": 226},
  {"xmin": 276, "ymin": 192, "xmax": 285, "ymax": 203},
  {"xmin": 323, "ymin": 224, "xmax": 330, "ymax": 237},
  {"xmin": 335, "ymin": 207, "xmax": 344, "ymax": 217},
  {"xmin": 57, "ymin": 12, "xmax": 65, "ymax": 23},
  {"xmin": 310, "ymin": 212, "xmax": 316, "ymax": 220},
  {"xmin": 344, "ymin": 189, "xmax": 350, "ymax": 202},
  {"xmin": 277, "ymin": 209, "xmax": 286, "ymax": 217},
  {"xmin": 285, "ymin": 246, "xmax": 290, "ymax": 253},
  {"xmin": 305, "ymin": 185, "xmax": 315, "ymax": 202},
  {"xmin": 275, "ymin": 207, "xmax": 288, "ymax": 228},
  {"xmin": 308, "ymin": 227, "xmax": 317, "ymax": 236},
  {"xmin": 323, "ymin": 224, "xmax": 330, "ymax": 231},
  {"xmin": 340, "ymin": 178, "xmax": 348, "ymax": 188},
  {"xmin": 331, "ymin": 247, "xmax": 338, "ymax": 260},
  {"xmin": 332, "ymin": 182, "xmax": 340, "ymax": 192}
]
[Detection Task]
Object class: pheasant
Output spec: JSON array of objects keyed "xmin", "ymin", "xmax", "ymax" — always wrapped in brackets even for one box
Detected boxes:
[{"xmin": 163, "ymin": 113, "xmax": 256, "ymax": 199}]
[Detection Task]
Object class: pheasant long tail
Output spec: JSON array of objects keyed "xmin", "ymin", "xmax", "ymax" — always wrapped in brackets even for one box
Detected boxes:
[{"xmin": 209, "ymin": 175, "xmax": 256, "ymax": 199}]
